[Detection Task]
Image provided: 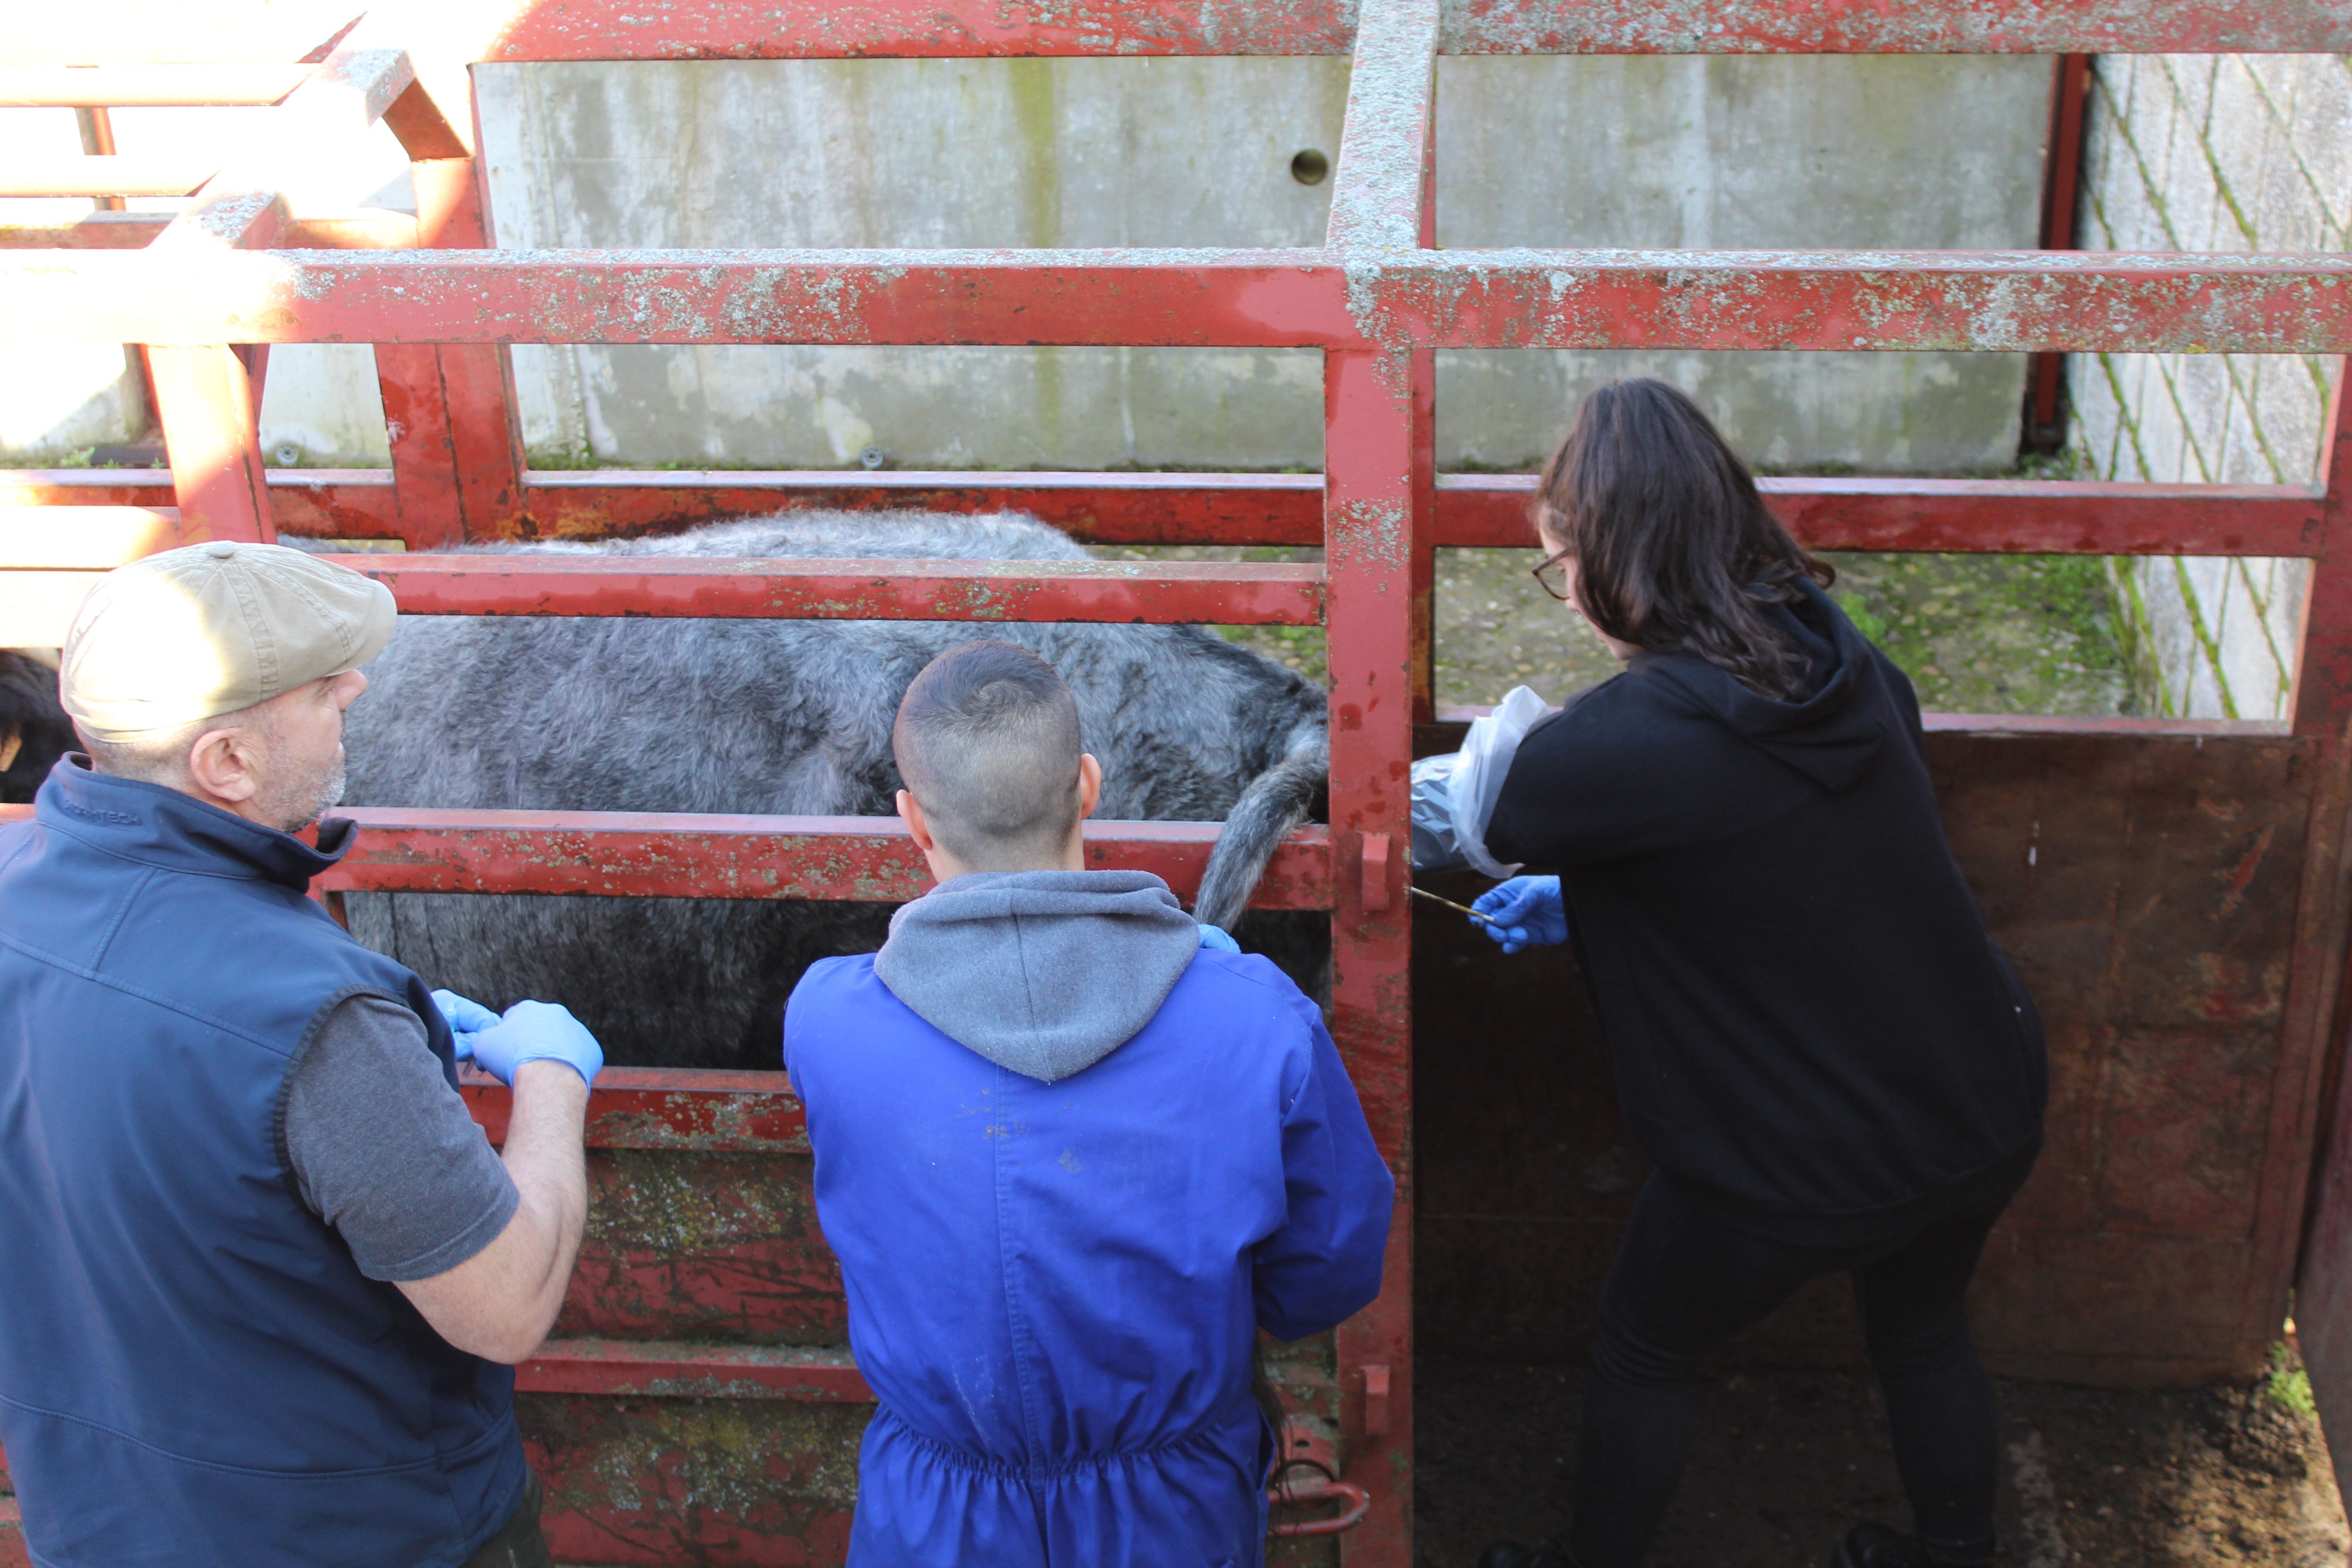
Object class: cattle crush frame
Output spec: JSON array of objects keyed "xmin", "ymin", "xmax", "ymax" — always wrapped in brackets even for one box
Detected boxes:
[{"xmin": 8, "ymin": 1, "xmax": 2352, "ymax": 1563}]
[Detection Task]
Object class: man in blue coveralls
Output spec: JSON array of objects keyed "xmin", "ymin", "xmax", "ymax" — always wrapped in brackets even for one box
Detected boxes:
[{"xmin": 785, "ymin": 639, "xmax": 1395, "ymax": 1568}]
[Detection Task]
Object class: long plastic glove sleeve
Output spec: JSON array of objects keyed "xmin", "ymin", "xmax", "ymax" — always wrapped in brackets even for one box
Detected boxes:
[
  {"xmin": 461, "ymin": 1000, "xmax": 606, "ymax": 1089},
  {"xmin": 1471, "ymin": 875, "xmax": 1570, "ymax": 955}
]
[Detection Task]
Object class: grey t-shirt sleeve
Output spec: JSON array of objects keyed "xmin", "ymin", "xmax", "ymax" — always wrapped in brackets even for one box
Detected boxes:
[{"xmin": 283, "ymin": 995, "xmax": 522, "ymax": 1283}]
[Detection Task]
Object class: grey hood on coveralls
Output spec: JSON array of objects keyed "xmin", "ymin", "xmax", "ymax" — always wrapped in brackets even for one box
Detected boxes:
[{"xmin": 872, "ymin": 868, "xmax": 1203, "ymax": 1083}]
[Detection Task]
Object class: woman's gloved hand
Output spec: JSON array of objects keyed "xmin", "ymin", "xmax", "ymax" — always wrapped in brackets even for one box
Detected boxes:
[
  {"xmin": 432, "ymin": 991, "xmax": 604, "ymax": 1088},
  {"xmin": 1472, "ymin": 876, "xmax": 1569, "ymax": 955}
]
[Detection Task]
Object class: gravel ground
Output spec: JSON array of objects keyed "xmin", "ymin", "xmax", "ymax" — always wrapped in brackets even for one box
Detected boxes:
[{"xmin": 1417, "ymin": 1345, "xmax": 2348, "ymax": 1568}]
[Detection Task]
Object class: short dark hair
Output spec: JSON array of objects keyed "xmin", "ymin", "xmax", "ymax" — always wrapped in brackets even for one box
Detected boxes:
[
  {"xmin": 1537, "ymin": 378, "xmax": 1834, "ymax": 700},
  {"xmin": 893, "ymin": 641, "xmax": 1085, "ymax": 867}
]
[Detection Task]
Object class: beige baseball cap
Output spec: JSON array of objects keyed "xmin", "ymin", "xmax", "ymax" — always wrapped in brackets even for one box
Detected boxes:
[{"xmin": 61, "ymin": 541, "xmax": 397, "ymax": 744}]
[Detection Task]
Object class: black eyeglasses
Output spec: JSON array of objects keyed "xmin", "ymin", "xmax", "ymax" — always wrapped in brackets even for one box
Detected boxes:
[{"xmin": 1531, "ymin": 549, "xmax": 1574, "ymax": 602}]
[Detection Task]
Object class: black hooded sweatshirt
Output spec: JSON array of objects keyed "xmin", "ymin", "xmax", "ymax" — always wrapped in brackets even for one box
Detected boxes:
[{"xmin": 1485, "ymin": 579, "xmax": 2047, "ymax": 1250}]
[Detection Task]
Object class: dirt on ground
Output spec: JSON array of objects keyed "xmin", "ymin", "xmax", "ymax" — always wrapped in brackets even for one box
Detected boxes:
[{"xmin": 1416, "ymin": 1350, "xmax": 2348, "ymax": 1568}]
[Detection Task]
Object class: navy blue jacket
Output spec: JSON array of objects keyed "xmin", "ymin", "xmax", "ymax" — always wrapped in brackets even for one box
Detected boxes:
[
  {"xmin": 0, "ymin": 759, "xmax": 525, "ymax": 1568},
  {"xmin": 785, "ymin": 948, "xmax": 1393, "ymax": 1568}
]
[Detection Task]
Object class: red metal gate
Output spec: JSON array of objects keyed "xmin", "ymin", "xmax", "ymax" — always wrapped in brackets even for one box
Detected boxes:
[{"xmin": 6, "ymin": 3, "xmax": 2352, "ymax": 1563}]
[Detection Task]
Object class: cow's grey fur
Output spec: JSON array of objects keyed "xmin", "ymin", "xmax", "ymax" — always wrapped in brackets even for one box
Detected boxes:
[{"xmin": 318, "ymin": 512, "xmax": 1329, "ymax": 1069}]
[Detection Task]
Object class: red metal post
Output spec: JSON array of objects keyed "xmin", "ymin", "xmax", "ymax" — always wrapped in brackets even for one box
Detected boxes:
[
  {"xmin": 2280, "ymin": 364, "xmax": 2352, "ymax": 1513},
  {"xmin": 146, "ymin": 345, "xmax": 274, "ymax": 543},
  {"xmin": 374, "ymin": 74, "xmax": 529, "ymax": 544},
  {"xmin": 1409, "ymin": 101, "xmax": 1439, "ymax": 724},
  {"xmin": 1322, "ymin": 1, "xmax": 1436, "ymax": 1547},
  {"xmin": 2025, "ymin": 53, "xmax": 2091, "ymax": 449},
  {"xmin": 1323, "ymin": 345, "xmax": 1417, "ymax": 1565}
]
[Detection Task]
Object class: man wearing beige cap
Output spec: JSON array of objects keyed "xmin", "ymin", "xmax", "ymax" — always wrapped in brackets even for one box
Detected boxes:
[{"xmin": 0, "ymin": 542, "xmax": 603, "ymax": 1568}]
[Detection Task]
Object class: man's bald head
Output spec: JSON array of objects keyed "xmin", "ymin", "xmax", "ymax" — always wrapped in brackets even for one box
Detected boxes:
[{"xmin": 893, "ymin": 642, "xmax": 1085, "ymax": 869}]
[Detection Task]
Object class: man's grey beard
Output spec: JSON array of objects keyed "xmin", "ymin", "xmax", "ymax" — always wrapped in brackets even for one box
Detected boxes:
[{"xmin": 263, "ymin": 750, "xmax": 347, "ymax": 834}]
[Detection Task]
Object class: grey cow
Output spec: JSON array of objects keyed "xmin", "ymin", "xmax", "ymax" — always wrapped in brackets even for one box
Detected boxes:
[{"xmin": 319, "ymin": 511, "xmax": 1328, "ymax": 1069}]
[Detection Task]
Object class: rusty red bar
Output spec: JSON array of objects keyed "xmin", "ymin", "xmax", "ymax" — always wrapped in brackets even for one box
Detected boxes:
[
  {"xmin": 318, "ymin": 552, "xmax": 1323, "ymax": 623},
  {"xmin": 1441, "ymin": 0, "xmax": 2352, "ymax": 55},
  {"xmin": 519, "ymin": 469, "xmax": 1330, "ymax": 545},
  {"xmin": 7, "ymin": 470, "xmax": 2327, "ymax": 558},
  {"xmin": 461, "ymin": 0, "xmax": 2352, "ymax": 59},
  {"xmin": 10, "ymin": 249, "xmax": 2352, "ymax": 355},
  {"xmin": 313, "ymin": 808, "xmax": 1334, "ymax": 908},
  {"xmin": 514, "ymin": 1339, "xmax": 871, "ymax": 1402},
  {"xmin": 1441, "ymin": 474, "xmax": 2328, "ymax": 556},
  {"xmin": 460, "ymin": 1066, "xmax": 809, "ymax": 1151}
]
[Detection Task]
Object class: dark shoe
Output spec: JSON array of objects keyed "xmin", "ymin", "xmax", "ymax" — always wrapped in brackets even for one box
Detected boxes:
[
  {"xmin": 1834, "ymin": 1523, "xmax": 1994, "ymax": 1568},
  {"xmin": 1476, "ymin": 1539, "xmax": 1577, "ymax": 1568},
  {"xmin": 1834, "ymin": 1524, "xmax": 1931, "ymax": 1568}
]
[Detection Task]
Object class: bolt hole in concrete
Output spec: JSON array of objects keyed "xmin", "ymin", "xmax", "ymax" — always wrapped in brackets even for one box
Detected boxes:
[
  {"xmin": 1289, "ymin": 148, "xmax": 1329, "ymax": 186},
  {"xmin": 271, "ymin": 442, "xmax": 303, "ymax": 468},
  {"xmin": 858, "ymin": 446, "xmax": 888, "ymax": 470}
]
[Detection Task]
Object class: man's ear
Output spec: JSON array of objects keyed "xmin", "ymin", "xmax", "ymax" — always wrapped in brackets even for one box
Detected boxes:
[
  {"xmin": 896, "ymin": 787, "xmax": 938, "ymax": 854},
  {"xmin": 185, "ymin": 724, "xmax": 262, "ymax": 804},
  {"xmin": 1076, "ymin": 753, "xmax": 1103, "ymax": 821}
]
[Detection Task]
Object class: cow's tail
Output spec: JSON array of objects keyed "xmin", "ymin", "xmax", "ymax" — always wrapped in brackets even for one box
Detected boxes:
[{"xmin": 1194, "ymin": 710, "xmax": 1328, "ymax": 934}]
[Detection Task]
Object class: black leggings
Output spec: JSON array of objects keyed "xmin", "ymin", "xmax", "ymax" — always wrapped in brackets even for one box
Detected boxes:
[{"xmin": 1571, "ymin": 1176, "xmax": 2007, "ymax": 1568}]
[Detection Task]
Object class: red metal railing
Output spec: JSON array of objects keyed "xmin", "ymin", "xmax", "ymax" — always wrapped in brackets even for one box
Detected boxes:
[{"xmin": 7, "ymin": 3, "xmax": 2352, "ymax": 1565}]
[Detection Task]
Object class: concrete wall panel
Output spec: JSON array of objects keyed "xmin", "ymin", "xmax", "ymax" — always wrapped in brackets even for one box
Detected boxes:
[{"xmin": 479, "ymin": 55, "xmax": 2050, "ymax": 475}]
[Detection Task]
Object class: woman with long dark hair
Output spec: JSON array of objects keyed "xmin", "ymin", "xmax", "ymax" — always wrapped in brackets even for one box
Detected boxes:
[{"xmin": 1467, "ymin": 380, "xmax": 2047, "ymax": 1568}]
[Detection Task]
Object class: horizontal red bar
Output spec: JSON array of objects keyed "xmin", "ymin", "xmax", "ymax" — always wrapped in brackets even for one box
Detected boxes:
[
  {"xmin": 525, "ymin": 468, "xmax": 1328, "ymax": 546},
  {"xmin": 10, "ymin": 249, "xmax": 2350, "ymax": 354},
  {"xmin": 468, "ymin": 0, "xmax": 2352, "ymax": 59},
  {"xmin": 314, "ymin": 808, "xmax": 1334, "ymax": 908},
  {"xmin": 1446, "ymin": 0, "xmax": 2352, "ymax": 55},
  {"xmin": 320, "ymin": 553, "xmax": 1326, "ymax": 624},
  {"xmin": 514, "ymin": 1338, "xmax": 871, "ymax": 1402},
  {"xmin": 0, "ymin": 470, "xmax": 2325, "ymax": 558},
  {"xmin": 1430, "ymin": 707, "xmax": 2298, "ymax": 740},
  {"xmin": 1442, "ymin": 475, "xmax": 2327, "ymax": 557},
  {"xmin": 461, "ymin": 1065, "xmax": 808, "ymax": 1151}
]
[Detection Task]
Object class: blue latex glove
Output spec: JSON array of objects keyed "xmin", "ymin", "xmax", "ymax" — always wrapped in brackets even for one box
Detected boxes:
[
  {"xmin": 1197, "ymin": 923, "xmax": 1242, "ymax": 954},
  {"xmin": 1471, "ymin": 875, "xmax": 1569, "ymax": 956},
  {"xmin": 433, "ymin": 992, "xmax": 603, "ymax": 1088},
  {"xmin": 431, "ymin": 989, "xmax": 500, "ymax": 1059}
]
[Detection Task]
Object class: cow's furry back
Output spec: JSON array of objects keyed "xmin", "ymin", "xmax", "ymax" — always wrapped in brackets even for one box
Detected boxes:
[{"xmin": 323, "ymin": 511, "xmax": 1329, "ymax": 1068}]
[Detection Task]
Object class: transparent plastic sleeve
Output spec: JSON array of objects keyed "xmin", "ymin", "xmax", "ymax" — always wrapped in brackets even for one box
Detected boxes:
[{"xmin": 1408, "ymin": 685, "xmax": 1552, "ymax": 878}]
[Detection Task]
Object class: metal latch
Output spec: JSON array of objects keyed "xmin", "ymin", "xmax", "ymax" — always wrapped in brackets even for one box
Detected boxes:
[{"xmin": 1267, "ymin": 1415, "xmax": 1372, "ymax": 1538}]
